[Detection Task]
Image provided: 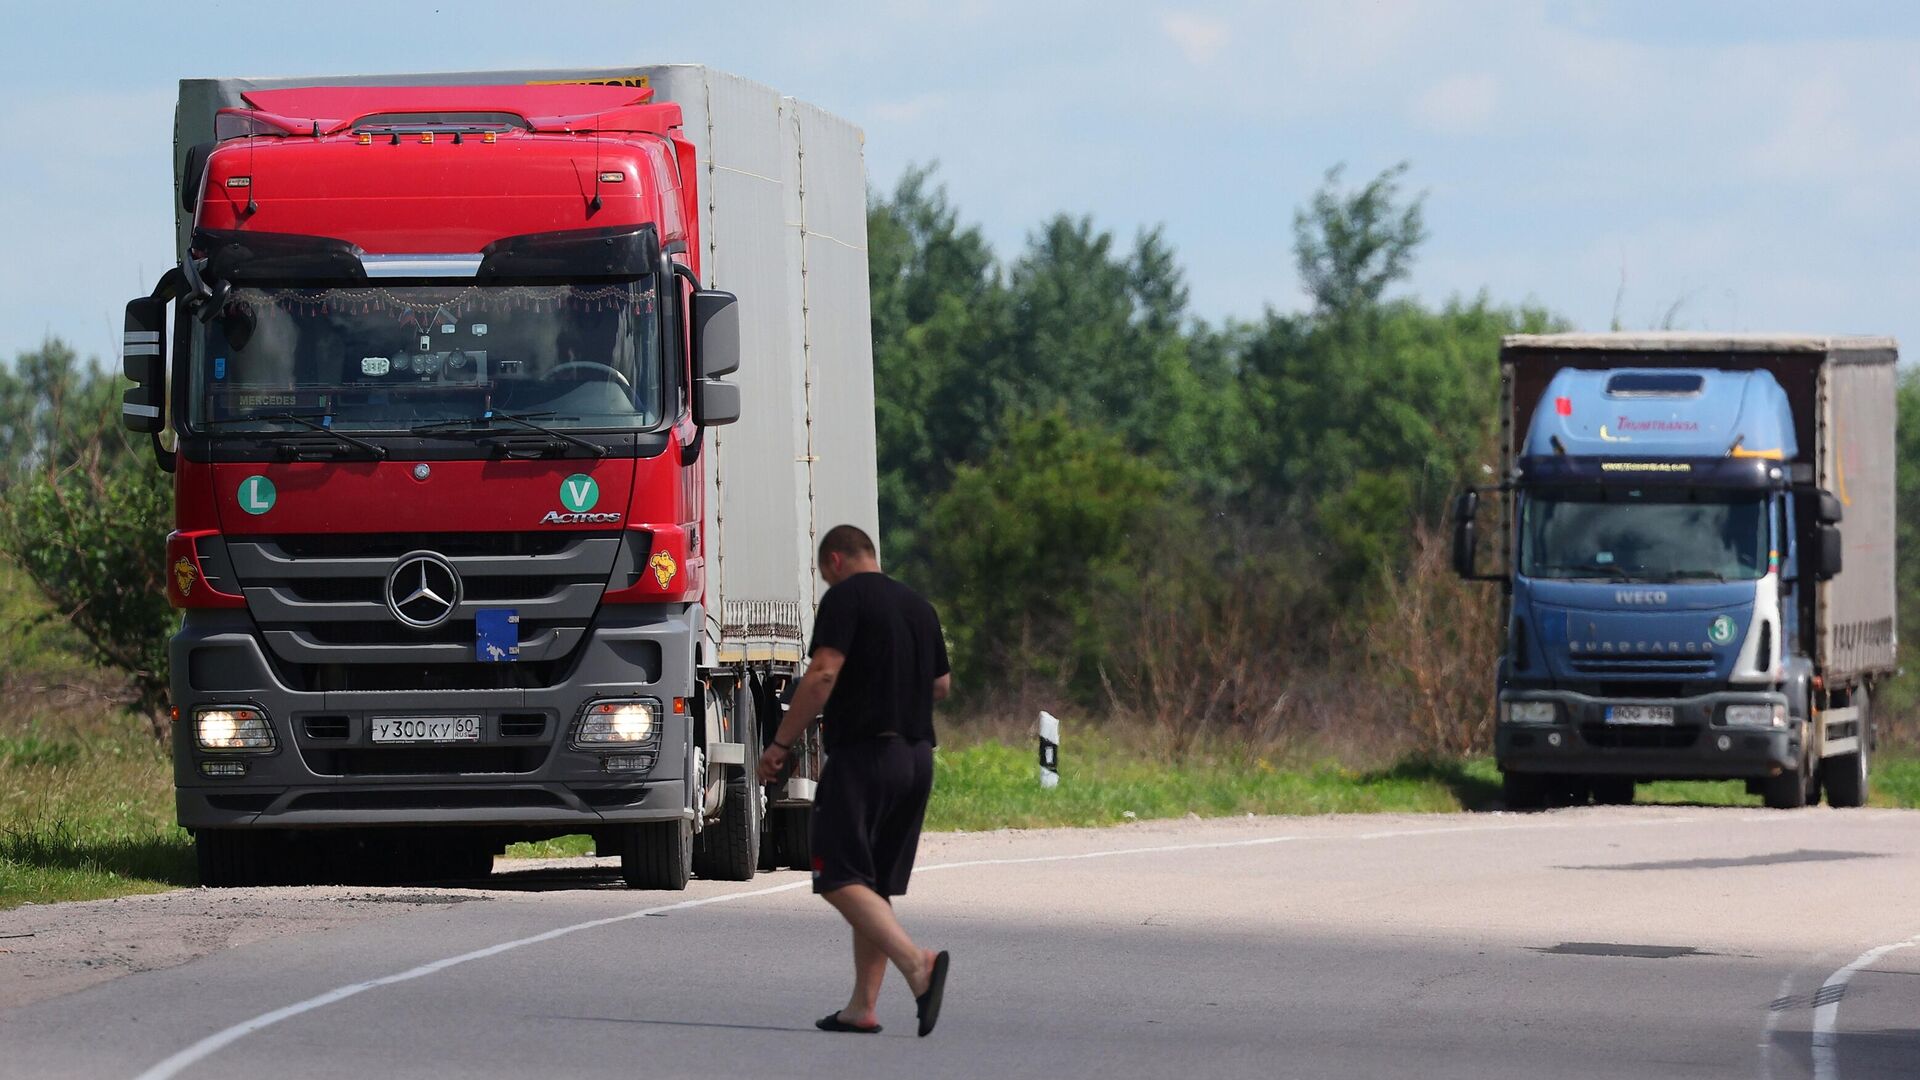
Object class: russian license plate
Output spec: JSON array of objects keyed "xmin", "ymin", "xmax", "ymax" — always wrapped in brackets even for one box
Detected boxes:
[
  {"xmin": 372, "ymin": 716, "xmax": 481, "ymax": 743},
  {"xmin": 1605, "ymin": 705, "xmax": 1676, "ymax": 726}
]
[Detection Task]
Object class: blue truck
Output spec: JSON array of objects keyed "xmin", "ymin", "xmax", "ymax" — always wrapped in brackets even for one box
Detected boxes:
[{"xmin": 1454, "ymin": 334, "xmax": 1898, "ymax": 810}]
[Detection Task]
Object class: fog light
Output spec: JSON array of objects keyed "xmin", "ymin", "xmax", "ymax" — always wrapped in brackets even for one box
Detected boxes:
[
  {"xmin": 1510, "ymin": 701, "xmax": 1557, "ymax": 725},
  {"xmin": 573, "ymin": 700, "xmax": 657, "ymax": 747},
  {"xmin": 195, "ymin": 707, "xmax": 275, "ymax": 751},
  {"xmin": 1716, "ymin": 735, "xmax": 1733, "ymax": 751},
  {"xmin": 603, "ymin": 753, "xmax": 656, "ymax": 774},
  {"xmin": 200, "ymin": 760, "xmax": 249, "ymax": 777},
  {"xmin": 1547, "ymin": 732, "xmax": 1563, "ymax": 747}
]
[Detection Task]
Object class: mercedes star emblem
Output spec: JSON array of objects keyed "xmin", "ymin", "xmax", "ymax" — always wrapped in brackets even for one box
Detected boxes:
[{"xmin": 385, "ymin": 551, "xmax": 462, "ymax": 629}]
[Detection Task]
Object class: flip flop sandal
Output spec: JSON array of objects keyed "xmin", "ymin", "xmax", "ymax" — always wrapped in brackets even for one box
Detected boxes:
[
  {"xmin": 816, "ymin": 1012, "xmax": 882, "ymax": 1034},
  {"xmin": 915, "ymin": 951, "xmax": 951, "ymax": 1037}
]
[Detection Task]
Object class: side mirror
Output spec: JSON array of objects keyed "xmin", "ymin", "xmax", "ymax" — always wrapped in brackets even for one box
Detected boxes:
[
  {"xmin": 180, "ymin": 141, "xmax": 215, "ymax": 215},
  {"xmin": 689, "ymin": 290, "xmax": 739, "ymax": 379},
  {"xmin": 1815, "ymin": 524, "xmax": 1843, "ymax": 581},
  {"xmin": 1817, "ymin": 490, "xmax": 1844, "ymax": 525},
  {"xmin": 122, "ymin": 297, "xmax": 167, "ymax": 434},
  {"xmin": 693, "ymin": 380, "xmax": 741, "ymax": 427},
  {"xmin": 1451, "ymin": 490, "xmax": 1480, "ymax": 579}
]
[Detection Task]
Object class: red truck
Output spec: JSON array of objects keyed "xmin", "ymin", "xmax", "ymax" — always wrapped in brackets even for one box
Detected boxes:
[{"xmin": 120, "ymin": 67, "xmax": 879, "ymax": 889}]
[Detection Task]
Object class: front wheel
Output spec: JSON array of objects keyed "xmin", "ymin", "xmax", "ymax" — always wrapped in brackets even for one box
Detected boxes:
[
  {"xmin": 621, "ymin": 819, "xmax": 693, "ymax": 891},
  {"xmin": 1590, "ymin": 778, "xmax": 1635, "ymax": 806},
  {"xmin": 195, "ymin": 829, "xmax": 262, "ymax": 887},
  {"xmin": 693, "ymin": 687, "xmax": 762, "ymax": 882},
  {"xmin": 1501, "ymin": 771, "xmax": 1548, "ymax": 811}
]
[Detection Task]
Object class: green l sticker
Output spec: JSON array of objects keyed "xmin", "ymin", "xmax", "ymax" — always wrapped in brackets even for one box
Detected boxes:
[
  {"xmin": 1708, "ymin": 615, "xmax": 1737, "ymax": 646},
  {"xmin": 560, "ymin": 474, "xmax": 599, "ymax": 513},
  {"xmin": 239, "ymin": 475, "xmax": 277, "ymax": 515}
]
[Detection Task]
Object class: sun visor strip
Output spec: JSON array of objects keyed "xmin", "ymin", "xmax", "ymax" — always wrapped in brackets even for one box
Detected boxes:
[{"xmin": 191, "ymin": 223, "xmax": 661, "ymax": 285}]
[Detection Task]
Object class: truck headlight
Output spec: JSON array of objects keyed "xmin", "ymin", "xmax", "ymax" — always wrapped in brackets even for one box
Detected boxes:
[
  {"xmin": 195, "ymin": 706, "xmax": 276, "ymax": 751},
  {"xmin": 573, "ymin": 700, "xmax": 657, "ymax": 747},
  {"xmin": 1508, "ymin": 701, "xmax": 1557, "ymax": 725},
  {"xmin": 1724, "ymin": 704, "xmax": 1787, "ymax": 728}
]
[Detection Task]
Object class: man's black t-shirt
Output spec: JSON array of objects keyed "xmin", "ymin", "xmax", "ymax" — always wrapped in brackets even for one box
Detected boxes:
[{"xmin": 807, "ymin": 572, "xmax": 948, "ymax": 751}]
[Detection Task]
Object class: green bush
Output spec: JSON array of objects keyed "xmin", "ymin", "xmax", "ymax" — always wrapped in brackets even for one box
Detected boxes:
[{"xmin": 1, "ymin": 449, "xmax": 173, "ymax": 734}]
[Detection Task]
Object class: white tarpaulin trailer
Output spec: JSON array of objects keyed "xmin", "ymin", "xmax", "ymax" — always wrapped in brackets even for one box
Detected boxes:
[{"xmin": 175, "ymin": 66, "xmax": 880, "ymax": 665}]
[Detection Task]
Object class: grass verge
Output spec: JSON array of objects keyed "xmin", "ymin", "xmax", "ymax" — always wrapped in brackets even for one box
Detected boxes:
[
  {"xmin": 10, "ymin": 710, "xmax": 1920, "ymax": 903},
  {"xmin": 0, "ymin": 723, "xmax": 194, "ymax": 910}
]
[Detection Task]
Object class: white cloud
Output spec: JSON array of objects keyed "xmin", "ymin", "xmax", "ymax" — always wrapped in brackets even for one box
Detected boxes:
[
  {"xmin": 1411, "ymin": 72, "xmax": 1499, "ymax": 134},
  {"xmin": 1161, "ymin": 10, "xmax": 1230, "ymax": 65}
]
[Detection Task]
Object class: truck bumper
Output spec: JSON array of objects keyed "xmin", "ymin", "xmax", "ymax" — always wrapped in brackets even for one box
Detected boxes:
[
  {"xmin": 171, "ymin": 606, "xmax": 700, "ymax": 833},
  {"xmin": 1496, "ymin": 688, "xmax": 1799, "ymax": 781}
]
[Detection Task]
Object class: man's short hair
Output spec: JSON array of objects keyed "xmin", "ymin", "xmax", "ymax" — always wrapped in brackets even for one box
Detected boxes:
[{"xmin": 818, "ymin": 524, "xmax": 876, "ymax": 562}]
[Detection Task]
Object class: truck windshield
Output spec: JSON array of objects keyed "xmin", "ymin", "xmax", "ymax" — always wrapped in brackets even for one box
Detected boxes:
[
  {"xmin": 1520, "ymin": 492, "xmax": 1772, "ymax": 582},
  {"xmin": 189, "ymin": 279, "xmax": 663, "ymax": 432}
]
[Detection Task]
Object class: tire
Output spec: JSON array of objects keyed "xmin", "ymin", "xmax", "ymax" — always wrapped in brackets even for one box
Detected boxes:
[
  {"xmin": 693, "ymin": 687, "xmax": 762, "ymax": 882},
  {"xmin": 1763, "ymin": 758, "xmax": 1811, "ymax": 810},
  {"xmin": 621, "ymin": 819, "xmax": 692, "ymax": 890},
  {"xmin": 1545, "ymin": 775, "xmax": 1590, "ymax": 808},
  {"xmin": 1590, "ymin": 778, "xmax": 1635, "ymax": 806},
  {"xmin": 1825, "ymin": 700, "xmax": 1871, "ymax": 809},
  {"xmin": 195, "ymin": 829, "xmax": 260, "ymax": 887},
  {"xmin": 1501, "ymin": 770, "xmax": 1548, "ymax": 811},
  {"xmin": 760, "ymin": 803, "xmax": 814, "ymax": 868}
]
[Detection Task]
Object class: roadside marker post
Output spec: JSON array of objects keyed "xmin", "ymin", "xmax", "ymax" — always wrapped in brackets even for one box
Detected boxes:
[{"xmin": 1037, "ymin": 711, "xmax": 1060, "ymax": 789}]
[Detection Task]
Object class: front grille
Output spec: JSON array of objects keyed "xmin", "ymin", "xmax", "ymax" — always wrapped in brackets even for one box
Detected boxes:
[
  {"xmin": 499, "ymin": 713, "xmax": 548, "ymax": 738},
  {"xmin": 1563, "ymin": 681, "xmax": 1694, "ymax": 700},
  {"xmin": 287, "ymin": 788, "xmax": 566, "ymax": 811},
  {"xmin": 1570, "ymin": 659, "xmax": 1716, "ymax": 676},
  {"xmin": 304, "ymin": 715, "xmax": 351, "ymax": 739},
  {"xmin": 271, "ymin": 659, "xmax": 569, "ymax": 693},
  {"xmin": 301, "ymin": 746, "xmax": 550, "ymax": 776},
  {"xmin": 273, "ymin": 533, "xmax": 583, "ymax": 558},
  {"xmin": 227, "ymin": 532, "xmax": 621, "ymax": 681},
  {"xmin": 1580, "ymin": 723, "xmax": 1702, "ymax": 750}
]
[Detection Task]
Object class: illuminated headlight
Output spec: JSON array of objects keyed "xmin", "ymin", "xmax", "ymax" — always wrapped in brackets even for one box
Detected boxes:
[
  {"xmin": 1725, "ymin": 704, "xmax": 1787, "ymax": 728},
  {"xmin": 573, "ymin": 700, "xmax": 657, "ymax": 747},
  {"xmin": 195, "ymin": 707, "xmax": 275, "ymax": 751},
  {"xmin": 1508, "ymin": 701, "xmax": 1557, "ymax": 725}
]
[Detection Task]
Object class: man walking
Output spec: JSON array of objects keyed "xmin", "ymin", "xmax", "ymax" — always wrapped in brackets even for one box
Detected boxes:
[{"xmin": 757, "ymin": 524, "xmax": 952, "ymax": 1037}]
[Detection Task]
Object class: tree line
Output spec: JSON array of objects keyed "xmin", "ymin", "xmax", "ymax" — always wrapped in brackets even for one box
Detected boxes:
[{"xmin": 4, "ymin": 163, "xmax": 1917, "ymax": 752}]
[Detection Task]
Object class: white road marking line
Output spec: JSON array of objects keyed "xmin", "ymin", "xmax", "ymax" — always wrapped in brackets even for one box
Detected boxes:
[
  {"xmin": 1810, "ymin": 933, "xmax": 1920, "ymax": 1080},
  {"xmin": 130, "ymin": 879, "xmax": 811, "ymax": 1080},
  {"xmin": 123, "ymin": 811, "xmax": 1770, "ymax": 1080}
]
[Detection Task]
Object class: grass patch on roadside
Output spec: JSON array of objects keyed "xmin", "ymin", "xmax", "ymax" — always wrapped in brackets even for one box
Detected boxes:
[{"xmin": 0, "ymin": 723, "xmax": 194, "ymax": 910}]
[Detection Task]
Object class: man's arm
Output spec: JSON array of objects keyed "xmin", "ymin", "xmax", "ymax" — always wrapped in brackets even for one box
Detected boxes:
[
  {"xmin": 757, "ymin": 646, "xmax": 844, "ymax": 782},
  {"xmin": 932, "ymin": 672, "xmax": 952, "ymax": 702}
]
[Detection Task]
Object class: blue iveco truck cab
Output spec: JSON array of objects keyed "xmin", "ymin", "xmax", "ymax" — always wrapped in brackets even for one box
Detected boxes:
[{"xmin": 1454, "ymin": 334, "xmax": 1897, "ymax": 810}]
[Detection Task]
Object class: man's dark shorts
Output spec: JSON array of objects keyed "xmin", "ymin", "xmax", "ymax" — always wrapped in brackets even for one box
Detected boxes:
[{"xmin": 810, "ymin": 736, "xmax": 935, "ymax": 898}]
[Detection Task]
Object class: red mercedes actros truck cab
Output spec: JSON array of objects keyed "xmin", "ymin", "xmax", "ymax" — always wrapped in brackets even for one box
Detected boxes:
[{"xmin": 122, "ymin": 72, "xmax": 879, "ymax": 889}]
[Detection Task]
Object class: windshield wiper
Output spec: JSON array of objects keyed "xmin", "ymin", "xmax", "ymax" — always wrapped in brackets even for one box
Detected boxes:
[
  {"xmin": 1668, "ymin": 569, "xmax": 1730, "ymax": 583},
  {"xmin": 412, "ymin": 410, "xmax": 608, "ymax": 457},
  {"xmin": 1551, "ymin": 562, "xmax": 1635, "ymax": 580},
  {"xmin": 203, "ymin": 412, "xmax": 387, "ymax": 459}
]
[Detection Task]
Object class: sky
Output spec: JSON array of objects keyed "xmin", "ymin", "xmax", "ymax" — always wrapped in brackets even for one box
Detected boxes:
[{"xmin": 2, "ymin": 0, "xmax": 1917, "ymax": 362}]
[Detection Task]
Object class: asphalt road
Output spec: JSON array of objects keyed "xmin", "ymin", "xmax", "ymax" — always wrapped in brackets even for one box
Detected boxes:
[{"xmin": 4, "ymin": 806, "xmax": 1920, "ymax": 1079}]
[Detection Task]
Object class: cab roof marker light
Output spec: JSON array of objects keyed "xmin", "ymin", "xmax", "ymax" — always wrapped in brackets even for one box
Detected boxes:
[{"xmin": 598, "ymin": 171, "xmax": 625, "ymax": 183}]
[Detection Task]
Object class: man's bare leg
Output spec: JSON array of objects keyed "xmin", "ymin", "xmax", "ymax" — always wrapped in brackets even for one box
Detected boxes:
[
  {"xmin": 822, "ymin": 884, "xmax": 936, "ymax": 998},
  {"xmin": 838, "ymin": 928, "xmax": 888, "ymax": 1027}
]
